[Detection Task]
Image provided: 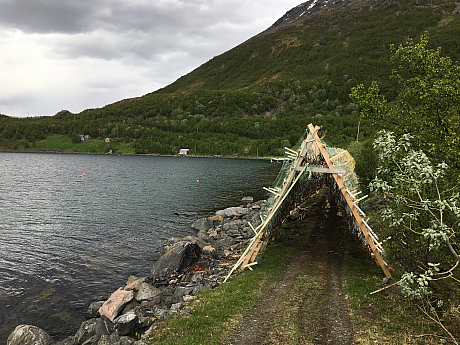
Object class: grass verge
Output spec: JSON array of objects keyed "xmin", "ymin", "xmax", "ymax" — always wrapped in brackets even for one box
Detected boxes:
[{"xmin": 343, "ymin": 254, "xmax": 443, "ymax": 344}]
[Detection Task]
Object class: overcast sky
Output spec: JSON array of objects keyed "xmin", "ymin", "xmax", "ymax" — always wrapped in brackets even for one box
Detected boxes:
[{"xmin": 0, "ymin": 0, "xmax": 303, "ymax": 118}]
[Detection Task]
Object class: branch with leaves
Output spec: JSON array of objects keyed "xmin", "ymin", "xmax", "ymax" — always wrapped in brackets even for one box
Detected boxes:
[{"xmin": 370, "ymin": 130, "xmax": 460, "ymax": 300}]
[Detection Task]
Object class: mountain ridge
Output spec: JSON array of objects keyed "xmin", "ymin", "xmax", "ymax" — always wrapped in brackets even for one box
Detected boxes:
[
  {"xmin": 1, "ymin": 0, "xmax": 459, "ymax": 156},
  {"xmin": 154, "ymin": 0, "xmax": 459, "ymax": 96}
]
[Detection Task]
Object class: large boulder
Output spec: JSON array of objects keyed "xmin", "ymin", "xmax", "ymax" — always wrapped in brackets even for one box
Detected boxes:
[
  {"xmin": 73, "ymin": 316, "xmax": 114, "ymax": 345},
  {"xmin": 135, "ymin": 283, "xmax": 161, "ymax": 302},
  {"xmin": 97, "ymin": 333, "xmax": 133, "ymax": 345},
  {"xmin": 98, "ymin": 290, "xmax": 134, "ymax": 321},
  {"xmin": 181, "ymin": 235, "xmax": 208, "ymax": 250},
  {"xmin": 125, "ymin": 276, "xmax": 146, "ymax": 291},
  {"xmin": 191, "ymin": 218, "xmax": 209, "ymax": 232},
  {"xmin": 114, "ymin": 311, "xmax": 139, "ymax": 336},
  {"xmin": 150, "ymin": 241, "xmax": 201, "ymax": 283},
  {"xmin": 86, "ymin": 301, "xmax": 105, "ymax": 319},
  {"xmin": 7, "ymin": 325, "xmax": 55, "ymax": 345},
  {"xmin": 216, "ymin": 207, "xmax": 248, "ymax": 218},
  {"xmin": 159, "ymin": 237, "xmax": 181, "ymax": 256},
  {"xmin": 85, "ymin": 295, "xmax": 108, "ymax": 319},
  {"xmin": 191, "ymin": 215, "xmax": 223, "ymax": 232}
]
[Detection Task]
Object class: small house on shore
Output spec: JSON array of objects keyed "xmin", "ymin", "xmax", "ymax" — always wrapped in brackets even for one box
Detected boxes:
[
  {"xmin": 179, "ymin": 149, "xmax": 190, "ymax": 155},
  {"xmin": 105, "ymin": 137, "xmax": 112, "ymax": 143}
]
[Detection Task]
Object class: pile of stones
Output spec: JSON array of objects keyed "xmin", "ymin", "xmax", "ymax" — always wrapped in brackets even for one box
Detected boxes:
[{"xmin": 7, "ymin": 198, "xmax": 266, "ymax": 345}]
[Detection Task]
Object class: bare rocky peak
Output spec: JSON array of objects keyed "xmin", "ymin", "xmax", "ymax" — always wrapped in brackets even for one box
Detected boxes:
[{"xmin": 263, "ymin": 0, "xmax": 356, "ymax": 33}]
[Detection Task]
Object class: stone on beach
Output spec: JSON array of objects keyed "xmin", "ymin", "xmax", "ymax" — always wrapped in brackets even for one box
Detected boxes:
[
  {"xmin": 98, "ymin": 290, "xmax": 134, "ymax": 321},
  {"xmin": 73, "ymin": 316, "xmax": 114, "ymax": 345},
  {"xmin": 191, "ymin": 215, "xmax": 223, "ymax": 232},
  {"xmin": 150, "ymin": 241, "xmax": 201, "ymax": 282},
  {"xmin": 114, "ymin": 311, "xmax": 139, "ymax": 336},
  {"xmin": 203, "ymin": 245, "xmax": 215, "ymax": 253},
  {"xmin": 7, "ymin": 325, "xmax": 55, "ymax": 345},
  {"xmin": 216, "ymin": 207, "xmax": 248, "ymax": 218},
  {"xmin": 86, "ymin": 301, "xmax": 105, "ymax": 319},
  {"xmin": 183, "ymin": 295, "xmax": 196, "ymax": 302},
  {"xmin": 135, "ymin": 282, "xmax": 161, "ymax": 302},
  {"xmin": 125, "ymin": 276, "xmax": 146, "ymax": 291}
]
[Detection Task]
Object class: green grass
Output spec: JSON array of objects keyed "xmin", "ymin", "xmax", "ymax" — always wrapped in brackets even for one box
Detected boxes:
[
  {"xmin": 343, "ymin": 255, "xmax": 441, "ymax": 344},
  {"xmin": 34, "ymin": 135, "xmax": 75, "ymax": 151},
  {"xmin": 146, "ymin": 242, "xmax": 295, "ymax": 345},
  {"xmin": 146, "ymin": 230, "xmax": 459, "ymax": 344}
]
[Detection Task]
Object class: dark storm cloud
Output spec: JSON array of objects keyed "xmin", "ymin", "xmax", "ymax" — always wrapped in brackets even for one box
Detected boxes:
[
  {"xmin": 0, "ymin": 0, "xmax": 94, "ymax": 33},
  {"xmin": 0, "ymin": 0, "xmax": 252, "ymax": 35},
  {"xmin": 0, "ymin": 0, "xmax": 275, "ymax": 64},
  {"xmin": 35, "ymin": 0, "xmax": 258, "ymax": 62}
]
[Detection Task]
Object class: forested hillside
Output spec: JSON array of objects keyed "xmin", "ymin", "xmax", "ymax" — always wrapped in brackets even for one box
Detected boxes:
[{"xmin": 1, "ymin": 0, "xmax": 459, "ymax": 155}]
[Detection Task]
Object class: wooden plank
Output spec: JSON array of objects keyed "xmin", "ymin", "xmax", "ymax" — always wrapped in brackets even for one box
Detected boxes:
[
  {"xmin": 337, "ymin": 161, "xmax": 349, "ymax": 167},
  {"xmin": 354, "ymin": 203, "xmax": 367, "ymax": 217},
  {"xmin": 240, "ymin": 239, "xmax": 262, "ymax": 271},
  {"xmin": 250, "ymin": 241, "xmax": 263, "ymax": 262},
  {"xmin": 248, "ymin": 221, "xmax": 257, "ymax": 234},
  {"xmin": 263, "ymin": 186, "xmax": 281, "ymax": 197},
  {"xmin": 243, "ymin": 262, "xmax": 258, "ymax": 271},
  {"xmin": 285, "ymin": 147, "xmax": 298, "ymax": 155},
  {"xmin": 307, "ymin": 123, "xmax": 392, "ymax": 278},
  {"xmin": 259, "ymin": 164, "xmax": 310, "ymax": 252},
  {"xmin": 345, "ymin": 188, "xmax": 356, "ymax": 200},
  {"xmin": 295, "ymin": 166, "xmax": 346, "ymax": 175},
  {"xmin": 331, "ymin": 150, "xmax": 346, "ymax": 161},
  {"xmin": 354, "ymin": 195, "xmax": 369, "ymax": 204},
  {"xmin": 362, "ymin": 219, "xmax": 379, "ymax": 241},
  {"xmin": 239, "ymin": 239, "xmax": 260, "ymax": 272}
]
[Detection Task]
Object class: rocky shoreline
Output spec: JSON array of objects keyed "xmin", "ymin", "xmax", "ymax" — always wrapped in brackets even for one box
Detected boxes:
[{"xmin": 7, "ymin": 197, "xmax": 267, "ymax": 345}]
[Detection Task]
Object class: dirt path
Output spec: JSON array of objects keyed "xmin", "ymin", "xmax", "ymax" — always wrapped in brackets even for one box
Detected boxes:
[{"xmin": 221, "ymin": 193, "xmax": 355, "ymax": 345}]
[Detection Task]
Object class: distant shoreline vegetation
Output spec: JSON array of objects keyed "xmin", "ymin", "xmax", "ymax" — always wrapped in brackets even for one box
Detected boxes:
[
  {"xmin": 0, "ymin": 138, "xmax": 275, "ymax": 161},
  {"xmin": 0, "ymin": 77, "xmax": 374, "ymax": 158}
]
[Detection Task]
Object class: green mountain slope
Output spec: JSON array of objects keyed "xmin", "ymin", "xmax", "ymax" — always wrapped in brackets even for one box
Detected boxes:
[
  {"xmin": 1, "ymin": 0, "xmax": 459, "ymax": 155},
  {"xmin": 156, "ymin": 0, "xmax": 460, "ymax": 94}
]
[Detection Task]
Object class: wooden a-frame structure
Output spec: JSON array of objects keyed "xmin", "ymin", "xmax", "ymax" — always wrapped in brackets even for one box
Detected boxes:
[{"xmin": 224, "ymin": 124, "xmax": 391, "ymax": 282}]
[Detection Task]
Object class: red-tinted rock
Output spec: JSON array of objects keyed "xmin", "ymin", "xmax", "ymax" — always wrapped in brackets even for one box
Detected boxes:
[{"xmin": 98, "ymin": 289, "xmax": 134, "ymax": 321}]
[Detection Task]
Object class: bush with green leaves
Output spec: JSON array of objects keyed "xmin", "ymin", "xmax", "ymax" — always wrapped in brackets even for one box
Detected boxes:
[
  {"xmin": 351, "ymin": 32, "xmax": 460, "ymax": 169},
  {"xmin": 371, "ymin": 130, "xmax": 460, "ymax": 294},
  {"xmin": 370, "ymin": 130, "xmax": 460, "ymax": 342}
]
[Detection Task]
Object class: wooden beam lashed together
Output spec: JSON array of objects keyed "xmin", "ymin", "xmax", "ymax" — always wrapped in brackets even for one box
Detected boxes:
[
  {"xmin": 307, "ymin": 123, "xmax": 391, "ymax": 278},
  {"xmin": 224, "ymin": 124, "xmax": 391, "ymax": 282}
]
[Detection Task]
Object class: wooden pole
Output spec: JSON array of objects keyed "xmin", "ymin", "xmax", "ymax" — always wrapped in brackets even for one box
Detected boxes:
[{"xmin": 307, "ymin": 124, "xmax": 391, "ymax": 278}]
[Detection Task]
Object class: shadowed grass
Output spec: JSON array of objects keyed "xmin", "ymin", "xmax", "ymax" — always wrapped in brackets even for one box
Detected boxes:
[{"xmin": 343, "ymin": 255, "xmax": 441, "ymax": 344}]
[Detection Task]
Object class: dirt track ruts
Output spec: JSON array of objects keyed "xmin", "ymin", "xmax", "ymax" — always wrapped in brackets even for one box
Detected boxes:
[{"xmin": 221, "ymin": 191, "xmax": 355, "ymax": 345}]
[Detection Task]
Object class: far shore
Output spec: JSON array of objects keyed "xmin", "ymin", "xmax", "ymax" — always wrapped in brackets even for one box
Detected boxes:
[{"xmin": 0, "ymin": 149, "xmax": 285, "ymax": 161}]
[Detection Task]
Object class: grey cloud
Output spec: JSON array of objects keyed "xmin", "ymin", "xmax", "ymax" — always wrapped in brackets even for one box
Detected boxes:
[
  {"xmin": 2, "ymin": 0, "xmax": 268, "ymax": 63},
  {"xmin": 0, "ymin": 0, "xmax": 246, "ymax": 34},
  {"xmin": 0, "ymin": 0, "xmax": 95, "ymax": 33},
  {"xmin": 0, "ymin": 0, "xmax": 302, "ymax": 117}
]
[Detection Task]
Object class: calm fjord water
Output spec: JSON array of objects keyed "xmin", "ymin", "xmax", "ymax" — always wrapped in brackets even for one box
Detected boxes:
[{"xmin": 0, "ymin": 152, "xmax": 279, "ymax": 342}]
